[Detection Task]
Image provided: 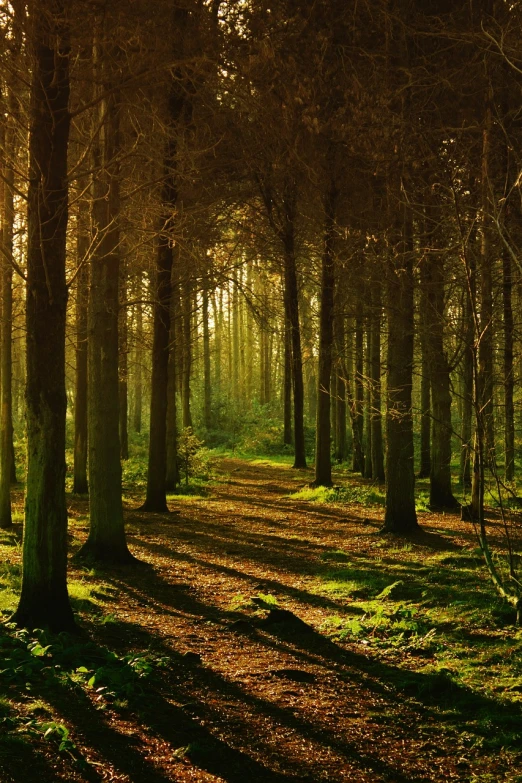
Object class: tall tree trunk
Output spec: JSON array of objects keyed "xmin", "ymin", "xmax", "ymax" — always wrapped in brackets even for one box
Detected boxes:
[
  {"xmin": 503, "ymin": 229, "xmax": 514, "ymax": 480},
  {"xmin": 422, "ymin": 199, "xmax": 458, "ymax": 510},
  {"xmin": 202, "ymin": 284, "xmax": 212, "ymax": 429},
  {"xmin": 382, "ymin": 196, "xmax": 419, "ymax": 534},
  {"xmin": 78, "ymin": 45, "xmax": 134, "ymax": 563},
  {"xmin": 282, "ymin": 194, "xmax": 307, "ymax": 468},
  {"xmin": 0, "ymin": 107, "xmax": 15, "ymax": 526},
  {"xmin": 165, "ymin": 287, "xmax": 179, "ymax": 492},
  {"xmin": 142, "ymin": 233, "xmax": 173, "ymax": 511},
  {"xmin": 370, "ymin": 277, "xmax": 385, "ymax": 482},
  {"xmin": 73, "ymin": 202, "xmax": 89, "ymax": 495},
  {"xmin": 461, "ymin": 268, "xmax": 475, "ymax": 489},
  {"xmin": 314, "ymin": 182, "xmax": 337, "ymax": 487},
  {"xmin": 118, "ymin": 263, "xmax": 129, "ymax": 461},
  {"xmin": 363, "ymin": 315, "xmax": 373, "ymax": 479},
  {"xmin": 470, "ymin": 105, "xmax": 495, "ymax": 518},
  {"xmin": 333, "ymin": 304, "xmax": 347, "ymax": 463},
  {"xmin": 283, "ymin": 314, "xmax": 292, "ymax": 445},
  {"xmin": 133, "ymin": 281, "xmax": 143, "ymax": 434},
  {"xmin": 418, "ymin": 265, "xmax": 431, "ymax": 480},
  {"xmin": 352, "ymin": 306, "xmax": 364, "ymax": 473},
  {"xmin": 182, "ymin": 272, "xmax": 193, "ymax": 429},
  {"xmin": 13, "ymin": 1, "xmax": 76, "ymax": 630},
  {"xmin": 142, "ymin": 70, "xmax": 186, "ymax": 510}
]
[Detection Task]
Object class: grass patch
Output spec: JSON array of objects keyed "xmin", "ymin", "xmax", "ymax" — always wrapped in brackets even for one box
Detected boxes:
[
  {"xmin": 317, "ymin": 545, "xmax": 522, "ymax": 714},
  {"xmin": 290, "ymin": 484, "xmax": 385, "ymax": 505}
]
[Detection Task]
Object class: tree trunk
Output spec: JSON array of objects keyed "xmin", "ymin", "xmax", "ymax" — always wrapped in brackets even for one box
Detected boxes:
[
  {"xmin": 133, "ymin": 283, "xmax": 143, "ymax": 434},
  {"xmin": 0, "ymin": 108, "xmax": 15, "ymax": 526},
  {"xmin": 142, "ymin": 73, "xmax": 186, "ymax": 511},
  {"xmin": 73, "ymin": 207, "xmax": 89, "ymax": 495},
  {"xmin": 283, "ymin": 314, "xmax": 292, "ymax": 445},
  {"xmin": 382, "ymin": 197, "xmax": 419, "ymax": 534},
  {"xmin": 333, "ymin": 306, "xmax": 347, "ymax": 463},
  {"xmin": 503, "ymin": 240, "xmax": 514, "ymax": 482},
  {"xmin": 418, "ymin": 269, "xmax": 431, "ymax": 480},
  {"xmin": 352, "ymin": 307, "xmax": 364, "ymax": 473},
  {"xmin": 370, "ymin": 275, "xmax": 385, "ymax": 482},
  {"xmin": 78, "ymin": 44, "xmax": 134, "ymax": 564},
  {"xmin": 363, "ymin": 315, "xmax": 373, "ymax": 479},
  {"xmin": 282, "ymin": 201, "xmax": 307, "ymax": 469},
  {"xmin": 421, "ymin": 203, "xmax": 458, "ymax": 510},
  {"xmin": 460, "ymin": 266, "xmax": 475, "ymax": 489},
  {"xmin": 182, "ymin": 272, "xmax": 193, "ymax": 429},
  {"xmin": 118, "ymin": 264, "xmax": 129, "ymax": 461},
  {"xmin": 13, "ymin": 1, "xmax": 76, "ymax": 630},
  {"xmin": 202, "ymin": 284, "xmax": 212, "ymax": 429},
  {"xmin": 314, "ymin": 182, "xmax": 337, "ymax": 487}
]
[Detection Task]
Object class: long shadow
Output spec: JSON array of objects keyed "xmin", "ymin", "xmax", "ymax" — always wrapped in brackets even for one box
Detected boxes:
[
  {"xmin": 71, "ymin": 535, "xmax": 522, "ymax": 777},
  {"xmin": 42, "ymin": 673, "xmax": 305, "ymax": 783},
  {"xmin": 110, "ymin": 539, "xmax": 514, "ymax": 673},
  {"xmin": 130, "ymin": 536, "xmax": 361, "ymax": 615},
  {"xmin": 80, "ymin": 611, "xmax": 433, "ymax": 783},
  {"xmin": 126, "ymin": 513, "xmax": 373, "ymax": 579},
  {"xmin": 104, "ymin": 564, "xmax": 522, "ymax": 747}
]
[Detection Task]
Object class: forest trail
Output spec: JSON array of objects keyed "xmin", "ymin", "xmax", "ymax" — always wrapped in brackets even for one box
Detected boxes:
[{"xmin": 1, "ymin": 458, "xmax": 517, "ymax": 782}]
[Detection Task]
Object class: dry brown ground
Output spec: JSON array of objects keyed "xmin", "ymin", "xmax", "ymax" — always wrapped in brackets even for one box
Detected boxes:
[{"xmin": 1, "ymin": 457, "xmax": 520, "ymax": 783}]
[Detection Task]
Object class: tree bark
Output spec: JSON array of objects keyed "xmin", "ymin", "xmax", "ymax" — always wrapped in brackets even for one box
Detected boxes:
[
  {"xmin": 421, "ymin": 201, "xmax": 458, "ymax": 510},
  {"xmin": 352, "ymin": 306, "xmax": 365, "ymax": 473},
  {"xmin": 78, "ymin": 39, "xmax": 135, "ymax": 564},
  {"xmin": 283, "ymin": 314, "xmax": 292, "ymax": 445},
  {"xmin": 369, "ymin": 276, "xmax": 385, "ymax": 482},
  {"xmin": 13, "ymin": 0, "xmax": 76, "ymax": 630},
  {"xmin": 202, "ymin": 284, "xmax": 212, "ymax": 429},
  {"xmin": 0, "ymin": 107, "xmax": 15, "ymax": 526},
  {"xmin": 382, "ymin": 197, "xmax": 419, "ymax": 534},
  {"xmin": 118, "ymin": 263, "xmax": 129, "ymax": 461},
  {"xmin": 314, "ymin": 182, "xmax": 337, "ymax": 487},
  {"xmin": 73, "ymin": 209, "xmax": 89, "ymax": 495}
]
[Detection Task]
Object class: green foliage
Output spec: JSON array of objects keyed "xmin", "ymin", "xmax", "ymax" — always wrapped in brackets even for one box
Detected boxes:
[
  {"xmin": 290, "ymin": 484, "xmax": 385, "ymax": 505},
  {"xmin": 177, "ymin": 427, "xmax": 212, "ymax": 487},
  {"xmin": 201, "ymin": 400, "xmax": 314, "ymax": 457}
]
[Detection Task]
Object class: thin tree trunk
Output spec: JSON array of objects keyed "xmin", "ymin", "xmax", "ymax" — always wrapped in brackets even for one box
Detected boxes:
[
  {"xmin": 503, "ymin": 240, "xmax": 514, "ymax": 481},
  {"xmin": 352, "ymin": 306, "xmax": 364, "ymax": 473},
  {"xmin": 283, "ymin": 314, "xmax": 292, "ymax": 445},
  {"xmin": 418, "ymin": 269, "xmax": 431, "ymax": 480},
  {"xmin": 133, "ymin": 281, "xmax": 143, "ymax": 433},
  {"xmin": 363, "ymin": 315, "xmax": 373, "ymax": 479},
  {"xmin": 182, "ymin": 273, "xmax": 193, "ymax": 429},
  {"xmin": 333, "ymin": 305, "xmax": 347, "ymax": 463},
  {"xmin": 314, "ymin": 182, "xmax": 337, "ymax": 487},
  {"xmin": 119, "ymin": 263, "xmax": 129, "ymax": 461},
  {"xmin": 0, "ymin": 109, "xmax": 15, "ymax": 526},
  {"xmin": 370, "ymin": 278, "xmax": 385, "ymax": 482},
  {"xmin": 73, "ymin": 205, "xmax": 89, "ymax": 494},
  {"xmin": 461, "ymin": 267, "xmax": 475, "ymax": 489},
  {"xmin": 202, "ymin": 284, "xmax": 212, "ymax": 429}
]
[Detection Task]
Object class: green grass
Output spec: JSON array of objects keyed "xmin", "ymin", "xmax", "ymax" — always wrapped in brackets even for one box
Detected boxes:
[
  {"xmin": 317, "ymin": 546, "xmax": 522, "ymax": 699},
  {"xmin": 289, "ymin": 484, "xmax": 385, "ymax": 505}
]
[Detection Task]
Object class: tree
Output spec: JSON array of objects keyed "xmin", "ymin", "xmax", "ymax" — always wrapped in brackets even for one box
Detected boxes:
[
  {"xmin": 12, "ymin": 0, "xmax": 76, "ymax": 631},
  {"xmin": 77, "ymin": 16, "xmax": 135, "ymax": 564}
]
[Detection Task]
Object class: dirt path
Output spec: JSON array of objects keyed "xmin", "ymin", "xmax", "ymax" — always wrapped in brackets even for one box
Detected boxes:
[{"xmin": 2, "ymin": 458, "xmax": 515, "ymax": 782}]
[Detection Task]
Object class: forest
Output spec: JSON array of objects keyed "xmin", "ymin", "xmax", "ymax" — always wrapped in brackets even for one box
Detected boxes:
[{"xmin": 1, "ymin": 0, "xmax": 522, "ymax": 780}]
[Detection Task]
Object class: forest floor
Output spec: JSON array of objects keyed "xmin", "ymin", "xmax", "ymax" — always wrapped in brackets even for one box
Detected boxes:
[{"xmin": 1, "ymin": 457, "xmax": 522, "ymax": 782}]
